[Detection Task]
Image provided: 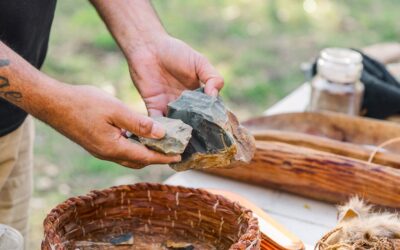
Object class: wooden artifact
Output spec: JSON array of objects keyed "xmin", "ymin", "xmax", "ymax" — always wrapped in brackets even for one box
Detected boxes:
[
  {"xmin": 204, "ymin": 112, "xmax": 400, "ymax": 209},
  {"xmin": 167, "ymin": 88, "xmax": 255, "ymax": 171},
  {"xmin": 251, "ymin": 130, "xmax": 400, "ymax": 168},
  {"xmin": 244, "ymin": 111, "xmax": 400, "ymax": 153},
  {"xmin": 42, "ymin": 183, "xmax": 260, "ymax": 250}
]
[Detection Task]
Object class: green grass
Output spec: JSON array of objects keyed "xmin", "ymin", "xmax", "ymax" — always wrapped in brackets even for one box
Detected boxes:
[{"xmin": 30, "ymin": 0, "xmax": 400, "ymax": 248}]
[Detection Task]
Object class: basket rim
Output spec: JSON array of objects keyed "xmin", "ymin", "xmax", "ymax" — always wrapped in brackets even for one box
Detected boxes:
[{"xmin": 42, "ymin": 182, "xmax": 260, "ymax": 250}]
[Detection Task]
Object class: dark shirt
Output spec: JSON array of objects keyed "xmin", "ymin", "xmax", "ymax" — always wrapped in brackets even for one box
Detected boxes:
[{"xmin": 0, "ymin": 0, "xmax": 57, "ymax": 136}]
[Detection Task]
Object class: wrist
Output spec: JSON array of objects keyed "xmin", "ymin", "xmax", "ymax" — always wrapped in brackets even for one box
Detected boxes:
[
  {"xmin": 29, "ymin": 79, "xmax": 71, "ymax": 120},
  {"xmin": 123, "ymin": 31, "xmax": 169, "ymax": 64}
]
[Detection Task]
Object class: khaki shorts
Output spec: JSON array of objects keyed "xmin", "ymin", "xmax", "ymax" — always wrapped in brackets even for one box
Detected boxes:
[{"xmin": 0, "ymin": 116, "xmax": 34, "ymax": 246}]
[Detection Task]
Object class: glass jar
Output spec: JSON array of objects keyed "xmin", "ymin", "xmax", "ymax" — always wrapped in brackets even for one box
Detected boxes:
[
  {"xmin": 308, "ymin": 48, "xmax": 364, "ymax": 115},
  {"xmin": 0, "ymin": 224, "xmax": 24, "ymax": 250}
]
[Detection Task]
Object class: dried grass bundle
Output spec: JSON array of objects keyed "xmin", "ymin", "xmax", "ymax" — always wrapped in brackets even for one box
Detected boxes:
[{"xmin": 42, "ymin": 183, "xmax": 260, "ymax": 250}]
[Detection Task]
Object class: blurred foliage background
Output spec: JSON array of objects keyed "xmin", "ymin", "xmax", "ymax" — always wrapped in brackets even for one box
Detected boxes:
[{"xmin": 30, "ymin": 0, "xmax": 400, "ymax": 247}]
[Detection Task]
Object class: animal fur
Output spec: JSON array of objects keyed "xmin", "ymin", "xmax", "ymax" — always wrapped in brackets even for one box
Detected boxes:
[
  {"xmin": 317, "ymin": 197, "xmax": 400, "ymax": 249},
  {"xmin": 338, "ymin": 196, "xmax": 373, "ymax": 222}
]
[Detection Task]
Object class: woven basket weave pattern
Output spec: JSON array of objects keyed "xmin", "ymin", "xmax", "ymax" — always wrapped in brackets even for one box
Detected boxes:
[{"xmin": 42, "ymin": 183, "xmax": 260, "ymax": 249}]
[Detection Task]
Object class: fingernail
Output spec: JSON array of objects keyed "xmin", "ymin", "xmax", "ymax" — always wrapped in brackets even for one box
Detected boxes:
[
  {"xmin": 151, "ymin": 122, "xmax": 165, "ymax": 138},
  {"xmin": 211, "ymin": 89, "xmax": 218, "ymax": 97}
]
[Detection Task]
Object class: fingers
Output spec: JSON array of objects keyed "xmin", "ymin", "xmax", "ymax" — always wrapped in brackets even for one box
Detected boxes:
[
  {"xmin": 106, "ymin": 105, "xmax": 183, "ymax": 168},
  {"xmin": 143, "ymin": 92, "xmax": 170, "ymax": 117},
  {"xmin": 147, "ymin": 108, "xmax": 164, "ymax": 117},
  {"xmin": 113, "ymin": 107, "xmax": 165, "ymax": 139},
  {"xmin": 204, "ymin": 77, "xmax": 224, "ymax": 97},
  {"xmin": 94, "ymin": 135, "xmax": 181, "ymax": 169},
  {"xmin": 118, "ymin": 161, "xmax": 143, "ymax": 169},
  {"xmin": 196, "ymin": 55, "xmax": 224, "ymax": 97},
  {"xmin": 114, "ymin": 137, "xmax": 181, "ymax": 167}
]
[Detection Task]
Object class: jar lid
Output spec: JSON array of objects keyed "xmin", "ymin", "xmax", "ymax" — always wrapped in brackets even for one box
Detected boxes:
[
  {"xmin": 318, "ymin": 48, "xmax": 363, "ymax": 84},
  {"xmin": 320, "ymin": 48, "xmax": 362, "ymax": 65}
]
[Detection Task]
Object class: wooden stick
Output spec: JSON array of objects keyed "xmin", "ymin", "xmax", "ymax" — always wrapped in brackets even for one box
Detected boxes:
[
  {"xmin": 205, "ymin": 141, "xmax": 400, "ymax": 209},
  {"xmin": 252, "ymin": 130, "xmax": 400, "ymax": 169},
  {"xmin": 244, "ymin": 112, "xmax": 400, "ymax": 152}
]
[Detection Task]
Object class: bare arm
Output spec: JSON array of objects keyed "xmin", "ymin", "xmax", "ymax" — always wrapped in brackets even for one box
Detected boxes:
[
  {"xmin": 0, "ymin": 42, "xmax": 62, "ymax": 119},
  {"xmin": 0, "ymin": 41, "xmax": 180, "ymax": 168},
  {"xmin": 89, "ymin": 0, "xmax": 166, "ymax": 57},
  {"xmin": 90, "ymin": 0, "xmax": 224, "ymax": 116},
  {"xmin": 362, "ymin": 42, "xmax": 400, "ymax": 64}
]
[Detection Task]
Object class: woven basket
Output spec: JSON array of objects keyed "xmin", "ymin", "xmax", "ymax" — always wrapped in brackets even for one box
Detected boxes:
[{"xmin": 42, "ymin": 183, "xmax": 260, "ymax": 250}]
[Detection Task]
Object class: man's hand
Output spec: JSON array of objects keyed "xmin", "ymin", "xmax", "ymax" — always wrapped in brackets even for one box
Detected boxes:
[
  {"xmin": 47, "ymin": 84, "xmax": 181, "ymax": 169},
  {"xmin": 0, "ymin": 41, "xmax": 180, "ymax": 169},
  {"xmin": 90, "ymin": 0, "xmax": 224, "ymax": 116},
  {"xmin": 128, "ymin": 35, "xmax": 224, "ymax": 116}
]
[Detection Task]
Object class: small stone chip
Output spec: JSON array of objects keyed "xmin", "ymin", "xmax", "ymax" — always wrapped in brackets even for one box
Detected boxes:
[
  {"xmin": 139, "ymin": 117, "xmax": 193, "ymax": 155},
  {"xmin": 109, "ymin": 233, "xmax": 134, "ymax": 245},
  {"xmin": 165, "ymin": 240, "xmax": 195, "ymax": 250}
]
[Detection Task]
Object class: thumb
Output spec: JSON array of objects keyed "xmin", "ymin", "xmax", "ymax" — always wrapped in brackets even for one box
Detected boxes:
[
  {"xmin": 196, "ymin": 54, "xmax": 224, "ymax": 97},
  {"xmin": 113, "ymin": 108, "xmax": 165, "ymax": 139}
]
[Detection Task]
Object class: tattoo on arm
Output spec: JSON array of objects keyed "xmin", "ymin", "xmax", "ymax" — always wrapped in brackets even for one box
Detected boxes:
[
  {"xmin": 0, "ymin": 59, "xmax": 10, "ymax": 67},
  {"xmin": 0, "ymin": 59, "xmax": 22, "ymax": 102}
]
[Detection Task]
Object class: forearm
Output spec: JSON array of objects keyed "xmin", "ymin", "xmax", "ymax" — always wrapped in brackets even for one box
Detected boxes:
[
  {"xmin": 362, "ymin": 42, "xmax": 400, "ymax": 64},
  {"xmin": 90, "ymin": 0, "xmax": 167, "ymax": 59},
  {"xmin": 90, "ymin": 0, "xmax": 224, "ymax": 106},
  {"xmin": 0, "ymin": 42, "xmax": 69, "ymax": 124},
  {"xmin": 1, "ymin": 42, "xmax": 179, "ymax": 167}
]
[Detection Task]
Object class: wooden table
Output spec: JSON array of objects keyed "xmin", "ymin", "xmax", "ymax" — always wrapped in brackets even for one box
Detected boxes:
[{"xmin": 164, "ymin": 83, "xmax": 338, "ymax": 249}]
